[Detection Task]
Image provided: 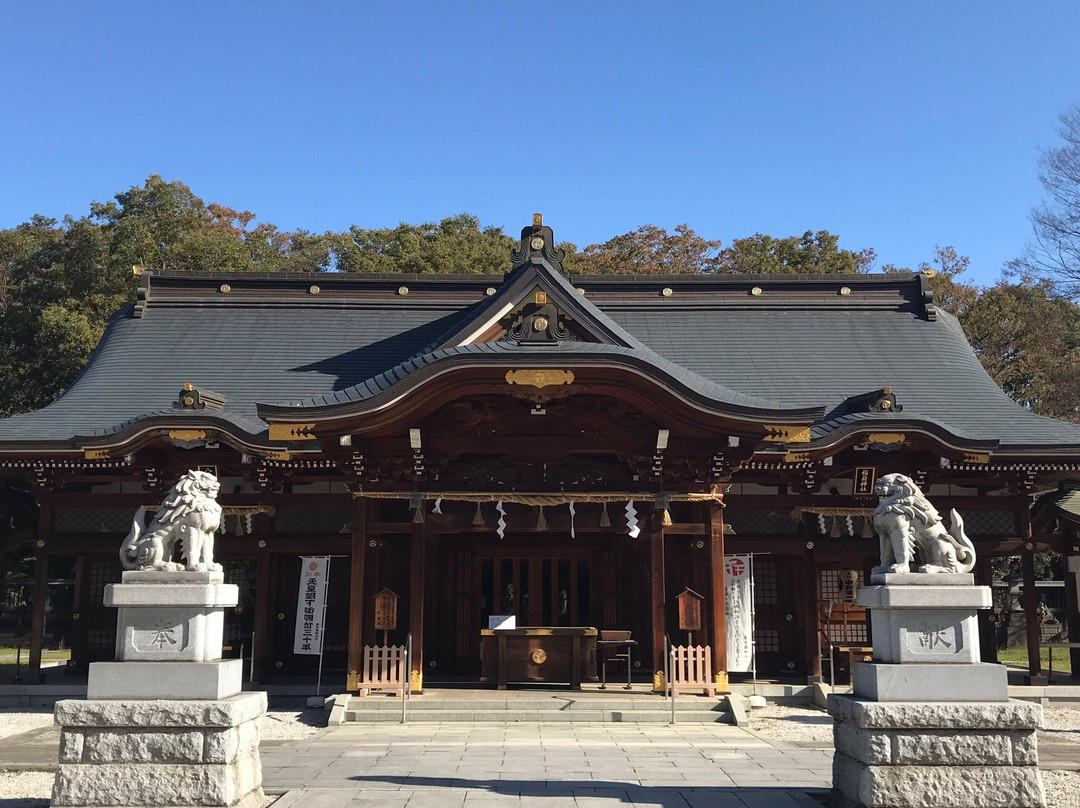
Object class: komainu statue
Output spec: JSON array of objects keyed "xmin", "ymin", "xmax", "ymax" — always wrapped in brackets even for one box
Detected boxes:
[
  {"xmin": 120, "ymin": 470, "xmax": 223, "ymax": 572},
  {"xmin": 871, "ymin": 472, "xmax": 977, "ymax": 575}
]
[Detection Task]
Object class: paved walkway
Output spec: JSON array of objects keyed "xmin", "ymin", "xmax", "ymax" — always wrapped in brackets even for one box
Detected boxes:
[
  {"xmin": 260, "ymin": 724, "xmax": 831, "ymax": 808},
  {"xmin": 4, "ymin": 715, "xmax": 1078, "ymax": 807}
]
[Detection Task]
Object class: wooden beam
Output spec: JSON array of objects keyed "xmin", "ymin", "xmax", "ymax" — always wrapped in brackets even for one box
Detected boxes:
[
  {"xmin": 409, "ymin": 519, "xmax": 426, "ymax": 693},
  {"xmin": 650, "ymin": 511, "xmax": 666, "ymax": 691},
  {"xmin": 707, "ymin": 502, "xmax": 728, "ymax": 691},
  {"xmin": 346, "ymin": 498, "xmax": 368, "ymax": 692}
]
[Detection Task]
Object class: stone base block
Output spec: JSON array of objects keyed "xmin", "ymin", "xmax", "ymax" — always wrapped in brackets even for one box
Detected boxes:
[
  {"xmin": 87, "ymin": 659, "xmax": 242, "ymax": 700},
  {"xmin": 870, "ymin": 572, "xmax": 974, "ymax": 587},
  {"xmin": 106, "ymin": 573, "xmax": 237, "ymax": 663},
  {"xmin": 832, "ymin": 752, "xmax": 1045, "ymax": 807},
  {"xmin": 53, "ymin": 693, "xmax": 266, "ymax": 808},
  {"xmin": 828, "ymin": 695, "xmax": 1045, "ymax": 808},
  {"xmin": 853, "ymin": 661, "xmax": 1008, "ymax": 702},
  {"xmin": 859, "ymin": 584, "xmax": 989, "ymax": 664}
]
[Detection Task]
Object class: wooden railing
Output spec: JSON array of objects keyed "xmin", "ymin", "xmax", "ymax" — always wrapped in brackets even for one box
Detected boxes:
[
  {"xmin": 357, "ymin": 644, "xmax": 408, "ymax": 696},
  {"xmin": 668, "ymin": 644, "xmax": 715, "ymax": 696}
]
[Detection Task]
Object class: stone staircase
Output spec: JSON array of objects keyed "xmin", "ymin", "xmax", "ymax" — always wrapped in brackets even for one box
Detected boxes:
[{"xmin": 340, "ymin": 690, "xmax": 736, "ymax": 723}]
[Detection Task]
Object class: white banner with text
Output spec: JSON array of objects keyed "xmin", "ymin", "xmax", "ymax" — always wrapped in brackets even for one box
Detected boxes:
[
  {"xmin": 724, "ymin": 554, "xmax": 753, "ymax": 672},
  {"xmin": 294, "ymin": 556, "xmax": 329, "ymax": 655}
]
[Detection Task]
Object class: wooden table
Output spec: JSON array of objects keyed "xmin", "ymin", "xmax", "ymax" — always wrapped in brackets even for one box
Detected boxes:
[{"xmin": 480, "ymin": 627, "xmax": 598, "ymax": 690}]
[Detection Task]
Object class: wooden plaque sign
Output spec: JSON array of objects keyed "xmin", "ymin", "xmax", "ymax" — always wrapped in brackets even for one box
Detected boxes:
[
  {"xmin": 853, "ymin": 467, "xmax": 877, "ymax": 496},
  {"xmin": 373, "ymin": 588, "xmax": 399, "ymax": 631},
  {"xmin": 677, "ymin": 588, "xmax": 705, "ymax": 632}
]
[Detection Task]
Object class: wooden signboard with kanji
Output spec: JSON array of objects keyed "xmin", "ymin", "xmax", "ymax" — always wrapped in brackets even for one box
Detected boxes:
[
  {"xmin": 373, "ymin": 588, "xmax": 399, "ymax": 642},
  {"xmin": 677, "ymin": 588, "xmax": 704, "ymax": 632}
]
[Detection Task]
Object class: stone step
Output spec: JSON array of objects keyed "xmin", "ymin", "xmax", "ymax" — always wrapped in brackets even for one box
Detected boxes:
[
  {"xmin": 343, "ymin": 707, "xmax": 733, "ymax": 723},
  {"xmin": 346, "ymin": 697, "xmax": 727, "ymax": 712}
]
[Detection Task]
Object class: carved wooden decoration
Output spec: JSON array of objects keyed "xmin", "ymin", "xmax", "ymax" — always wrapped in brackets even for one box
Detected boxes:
[{"xmin": 505, "ymin": 369, "xmax": 575, "ymax": 389}]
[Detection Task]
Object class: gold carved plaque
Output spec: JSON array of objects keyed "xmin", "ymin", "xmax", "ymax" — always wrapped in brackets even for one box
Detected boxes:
[
  {"xmin": 762, "ymin": 426, "xmax": 811, "ymax": 443},
  {"xmin": 867, "ymin": 433, "xmax": 906, "ymax": 445},
  {"xmin": 264, "ymin": 450, "xmax": 291, "ymax": 461},
  {"xmin": 784, "ymin": 451, "xmax": 811, "ymax": 463},
  {"xmin": 168, "ymin": 429, "xmax": 207, "ymax": 442},
  {"xmin": 531, "ymin": 649, "xmax": 548, "ymax": 665},
  {"xmin": 268, "ymin": 423, "xmax": 317, "ymax": 441},
  {"xmin": 505, "ymin": 369, "xmax": 575, "ymax": 389},
  {"xmin": 962, "ymin": 452, "xmax": 990, "ymax": 464},
  {"xmin": 83, "ymin": 448, "xmax": 111, "ymax": 460}
]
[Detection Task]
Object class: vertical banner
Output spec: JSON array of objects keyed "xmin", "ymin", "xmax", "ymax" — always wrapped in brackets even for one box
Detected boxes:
[
  {"xmin": 724, "ymin": 554, "xmax": 753, "ymax": 672},
  {"xmin": 294, "ymin": 556, "xmax": 329, "ymax": 655}
]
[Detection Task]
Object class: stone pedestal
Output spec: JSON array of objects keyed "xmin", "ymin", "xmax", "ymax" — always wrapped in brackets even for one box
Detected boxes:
[
  {"xmin": 829, "ymin": 573, "xmax": 1045, "ymax": 808},
  {"xmin": 54, "ymin": 571, "xmax": 266, "ymax": 808},
  {"xmin": 829, "ymin": 697, "xmax": 1044, "ymax": 808}
]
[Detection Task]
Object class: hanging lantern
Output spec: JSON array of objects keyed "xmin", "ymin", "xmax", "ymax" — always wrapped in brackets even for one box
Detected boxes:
[
  {"xmin": 599, "ymin": 502, "xmax": 611, "ymax": 528},
  {"xmin": 536, "ymin": 506, "xmax": 548, "ymax": 531},
  {"xmin": 473, "ymin": 503, "xmax": 485, "ymax": 526}
]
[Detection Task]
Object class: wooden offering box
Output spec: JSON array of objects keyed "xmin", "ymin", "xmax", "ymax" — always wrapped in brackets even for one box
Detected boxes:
[{"xmin": 480, "ymin": 627, "xmax": 598, "ymax": 689}]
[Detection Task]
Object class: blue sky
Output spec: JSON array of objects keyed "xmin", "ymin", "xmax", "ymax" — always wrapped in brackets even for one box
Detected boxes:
[{"xmin": 2, "ymin": 3, "xmax": 1079, "ymax": 285}]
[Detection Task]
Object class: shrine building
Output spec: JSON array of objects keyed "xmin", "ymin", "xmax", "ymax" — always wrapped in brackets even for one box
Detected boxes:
[{"xmin": 3, "ymin": 216, "xmax": 1080, "ymax": 691}]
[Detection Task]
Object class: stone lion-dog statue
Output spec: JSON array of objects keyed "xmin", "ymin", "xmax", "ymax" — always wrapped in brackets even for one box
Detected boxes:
[
  {"xmin": 120, "ymin": 469, "xmax": 223, "ymax": 572},
  {"xmin": 871, "ymin": 472, "xmax": 977, "ymax": 575}
]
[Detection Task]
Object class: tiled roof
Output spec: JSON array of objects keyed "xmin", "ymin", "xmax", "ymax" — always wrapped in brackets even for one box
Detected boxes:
[{"xmin": 2, "ymin": 262, "xmax": 1080, "ymax": 453}]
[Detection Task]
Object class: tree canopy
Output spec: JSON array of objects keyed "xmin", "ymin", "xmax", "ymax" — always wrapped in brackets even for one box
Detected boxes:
[
  {"xmin": 715, "ymin": 230, "xmax": 876, "ymax": 275},
  {"xmin": 1026, "ymin": 106, "xmax": 1080, "ymax": 296}
]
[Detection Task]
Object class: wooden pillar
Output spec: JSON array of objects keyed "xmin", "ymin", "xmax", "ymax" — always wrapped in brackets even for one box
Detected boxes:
[
  {"xmin": 409, "ymin": 519, "xmax": 426, "ymax": 693},
  {"xmin": 804, "ymin": 542, "xmax": 822, "ymax": 681},
  {"xmin": 649, "ymin": 509, "xmax": 666, "ymax": 691},
  {"xmin": 1020, "ymin": 524, "xmax": 1045, "ymax": 684},
  {"xmin": 28, "ymin": 542, "xmax": 49, "ymax": 682},
  {"xmin": 346, "ymin": 498, "xmax": 368, "ymax": 692},
  {"xmin": 27, "ymin": 500, "xmax": 51, "ymax": 683},
  {"xmin": 70, "ymin": 556, "xmax": 87, "ymax": 672},
  {"xmin": 1065, "ymin": 536, "xmax": 1080, "ymax": 679},
  {"xmin": 707, "ymin": 502, "xmax": 728, "ymax": 691},
  {"xmin": 974, "ymin": 555, "xmax": 998, "ymax": 664},
  {"xmin": 252, "ymin": 543, "xmax": 272, "ymax": 683}
]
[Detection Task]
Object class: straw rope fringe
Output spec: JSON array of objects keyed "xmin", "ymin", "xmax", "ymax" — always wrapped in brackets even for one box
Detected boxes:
[{"xmin": 355, "ymin": 491, "xmax": 724, "ymax": 506}]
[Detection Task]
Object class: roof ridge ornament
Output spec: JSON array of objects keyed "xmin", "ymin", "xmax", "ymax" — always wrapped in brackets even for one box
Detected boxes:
[{"xmin": 510, "ymin": 213, "xmax": 567, "ymax": 275}]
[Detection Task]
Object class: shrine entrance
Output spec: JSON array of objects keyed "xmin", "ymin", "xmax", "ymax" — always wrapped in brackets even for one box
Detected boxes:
[{"xmin": 423, "ymin": 532, "xmax": 633, "ymax": 679}]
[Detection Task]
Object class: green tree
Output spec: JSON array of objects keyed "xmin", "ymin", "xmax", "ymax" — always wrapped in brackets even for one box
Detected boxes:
[
  {"xmin": 0, "ymin": 176, "xmax": 334, "ymax": 416},
  {"xmin": 564, "ymin": 224, "xmax": 722, "ymax": 275},
  {"xmin": 716, "ymin": 230, "xmax": 875, "ymax": 275},
  {"xmin": 333, "ymin": 214, "xmax": 517, "ymax": 275},
  {"xmin": 961, "ymin": 277, "xmax": 1080, "ymax": 423}
]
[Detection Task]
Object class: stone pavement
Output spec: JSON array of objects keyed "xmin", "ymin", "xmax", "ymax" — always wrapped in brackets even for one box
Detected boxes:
[{"xmin": 260, "ymin": 723, "xmax": 832, "ymax": 808}]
